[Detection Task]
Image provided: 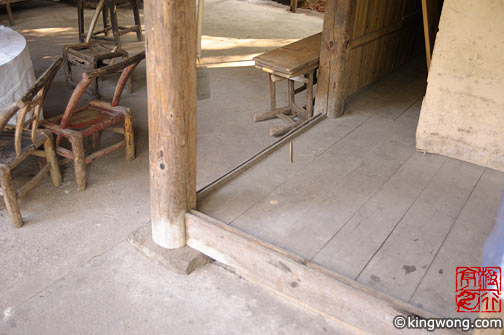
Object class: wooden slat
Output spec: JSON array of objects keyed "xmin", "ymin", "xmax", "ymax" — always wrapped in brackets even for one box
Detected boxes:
[
  {"xmin": 230, "ymin": 117, "xmax": 401, "ymax": 243},
  {"xmin": 350, "ymin": 21, "xmax": 403, "ymax": 49},
  {"xmin": 269, "ymin": 120, "xmax": 417, "ymax": 258},
  {"xmin": 197, "ymin": 112, "xmax": 371, "ymax": 224},
  {"xmin": 410, "ymin": 168, "xmax": 504, "ymax": 318},
  {"xmin": 253, "ymin": 33, "xmax": 321, "ymax": 77},
  {"xmin": 357, "ymin": 158, "xmax": 484, "ymax": 301},
  {"xmin": 197, "ymin": 113, "xmax": 325, "ymax": 200},
  {"xmin": 84, "ymin": 141, "xmax": 125, "ymax": 165},
  {"xmin": 313, "ymin": 151, "xmax": 446, "ymax": 279}
]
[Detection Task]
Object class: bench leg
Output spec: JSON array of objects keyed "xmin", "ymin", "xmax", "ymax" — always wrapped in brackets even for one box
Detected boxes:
[
  {"xmin": 306, "ymin": 71, "xmax": 314, "ymax": 119},
  {"xmin": 254, "ymin": 106, "xmax": 291, "ymax": 122},
  {"xmin": 288, "ymin": 79, "xmax": 295, "ymax": 111},
  {"xmin": 269, "ymin": 122, "xmax": 302, "ymax": 137},
  {"xmin": 269, "ymin": 73, "xmax": 276, "ymax": 111}
]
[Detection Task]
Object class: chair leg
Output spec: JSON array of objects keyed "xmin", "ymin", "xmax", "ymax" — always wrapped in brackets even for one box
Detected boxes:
[
  {"xmin": 124, "ymin": 111, "xmax": 135, "ymax": 161},
  {"xmin": 132, "ymin": 0, "xmax": 142, "ymax": 41},
  {"xmin": 77, "ymin": 0, "xmax": 85, "ymax": 42},
  {"xmin": 108, "ymin": 0, "xmax": 121, "ymax": 48},
  {"xmin": 269, "ymin": 74, "xmax": 276, "ymax": 111},
  {"xmin": 6, "ymin": 0, "xmax": 14, "ymax": 26},
  {"xmin": 70, "ymin": 134, "xmax": 87, "ymax": 191},
  {"xmin": 102, "ymin": 5, "xmax": 109, "ymax": 36},
  {"xmin": 90, "ymin": 132, "xmax": 101, "ymax": 150},
  {"xmin": 64, "ymin": 56, "xmax": 73, "ymax": 89},
  {"xmin": 92, "ymin": 61, "xmax": 101, "ymax": 99},
  {"xmin": 1, "ymin": 169, "xmax": 23, "ymax": 228},
  {"xmin": 44, "ymin": 137, "xmax": 62, "ymax": 187}
]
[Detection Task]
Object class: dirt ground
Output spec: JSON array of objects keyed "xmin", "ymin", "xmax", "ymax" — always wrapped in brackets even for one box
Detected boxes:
[{"xmin": 0, "ymin": 1, "xmax": 348, "ymax": 334}]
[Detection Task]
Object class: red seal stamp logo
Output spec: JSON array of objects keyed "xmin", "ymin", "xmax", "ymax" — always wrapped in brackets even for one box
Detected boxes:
[{"xmin": 456, "ymin": 267, "xmax": 501, "ymax": 313}]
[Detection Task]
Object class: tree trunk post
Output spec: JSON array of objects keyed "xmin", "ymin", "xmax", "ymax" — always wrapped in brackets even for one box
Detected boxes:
[
  {"xmin": 314, "ymin": 0, "xmax": 355, "ymax": 118},
  {"xmin": 144, "ymin": 0, "xmax": 197, "ymax": 249}
]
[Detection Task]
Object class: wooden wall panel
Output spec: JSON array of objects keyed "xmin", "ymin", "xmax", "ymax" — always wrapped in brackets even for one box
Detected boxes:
[{"xmin": 344, "ymin": 0, "xmax": 424, "ymax": 97}]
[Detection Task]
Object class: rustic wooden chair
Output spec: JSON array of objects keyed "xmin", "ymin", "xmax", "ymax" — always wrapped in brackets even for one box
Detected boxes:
[
  {"xmin": 0, "ymin": 59, "xmax": 63, "ymax": 228},
  {"xmin": 63, "ymin": 41, "xmax": 129, "ymax": 99},
  {"xmin": 66, "ymin": 0, "xmax": 141, "ymax": 99},
  {"xmin": 77, "ymin": 0, "xmax": 142, "ymax": 46},
  {"xmin": 42, "ymin": 51, "xmax": 145, "ymax": 191}
]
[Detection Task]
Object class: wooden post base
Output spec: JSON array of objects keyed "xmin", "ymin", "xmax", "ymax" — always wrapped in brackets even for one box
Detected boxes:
[
  {"xmin": 128, "ymin": 224, "xmax": 212, "ymax": 275},
  {"xmin": 254, "ymin": 70, "xmax": 316, "ymax": 137}
]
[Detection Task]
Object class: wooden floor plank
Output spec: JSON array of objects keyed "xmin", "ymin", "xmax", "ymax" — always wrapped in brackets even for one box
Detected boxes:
[
  {"xmin": 357, "ymin": 158, "xmax": 484, "ymax": 302},
  {"xmin": 197, "ymin": 111, "xmax": 372, "ymax": 223},
  {"xmin": 312, "ymin": 152, "xmax": 446, "ymax": 279},
  {"xmin": 275, "ymin": 130, "xmax": 417, "ymax": 259},
  {"xmin": 409, "ymin": 168, "xmax": 504, "ymax": 318},
  {"xmin": 230, "ymin": 116, "xmax": 404, "ymax": 246},
  {"xmin": 199, "ymin": 58, "xmax": 427, "ymax": 225},
  {"xmin": 345, "ymin": 58, "xmax": 426, "ymax": 120}
]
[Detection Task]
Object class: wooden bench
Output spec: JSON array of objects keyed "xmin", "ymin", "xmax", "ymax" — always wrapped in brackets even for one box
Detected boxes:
[{"xmin": 253, "ymin": 32, "xmax": 321, "ymax": 137}]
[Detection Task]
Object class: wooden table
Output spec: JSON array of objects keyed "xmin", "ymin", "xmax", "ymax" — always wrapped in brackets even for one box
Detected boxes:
[
  {"xmin": 253, "ymin": 33, "xmax": 321, "ymax": 137},
  {"xmin": 0, "ymin": 26, "xmax": 36, "ymax": 125}
]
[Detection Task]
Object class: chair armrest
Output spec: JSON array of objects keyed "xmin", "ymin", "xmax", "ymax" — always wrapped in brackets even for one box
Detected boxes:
[
  {"xmin": 0, "ymin": 103, "xmax": 19, "ymax": 133},
  {"xmin": 84, "ymin": 51, "xmax": 146, "ymax": 80}
]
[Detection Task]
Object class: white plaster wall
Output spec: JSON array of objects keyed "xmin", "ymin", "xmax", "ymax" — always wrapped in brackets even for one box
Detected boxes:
[{"xmin": 416, "ymin": 0, "xmax": 504, "ymax": 172}]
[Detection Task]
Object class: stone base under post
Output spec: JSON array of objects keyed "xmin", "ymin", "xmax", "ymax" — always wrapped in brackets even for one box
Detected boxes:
[{"xmin": 128, "ymin": 224, "xmax": 212, "ymax": 275}]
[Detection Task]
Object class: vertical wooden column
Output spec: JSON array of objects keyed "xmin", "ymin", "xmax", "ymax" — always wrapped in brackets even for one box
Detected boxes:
[
  {"xmin": 144, "ymin": 0, "xmax": 197, "ymax": 249},
  {"xmin": 314, "ymin": 0, "xmax": 355, "ymax": 118}
]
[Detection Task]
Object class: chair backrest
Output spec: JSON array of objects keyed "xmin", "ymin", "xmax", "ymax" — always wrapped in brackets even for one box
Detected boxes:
[
  {"xmin": 0, "ymin": 58, "xmax": 63, "ymax": 156},
  {"xmin": 59, "ymin": 50, "xmax": 146, "ymax": 130}
]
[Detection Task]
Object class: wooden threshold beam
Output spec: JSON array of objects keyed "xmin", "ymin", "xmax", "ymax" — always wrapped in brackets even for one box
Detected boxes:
[{"xmin": 185, "ymin": 210, "xmax": 457, "ymax": 334}]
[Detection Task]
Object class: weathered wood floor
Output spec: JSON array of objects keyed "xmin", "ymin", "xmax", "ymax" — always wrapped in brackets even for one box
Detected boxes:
[{"xmin": 198, "ymin": 58, "xmax": 504, "ymax": 319}]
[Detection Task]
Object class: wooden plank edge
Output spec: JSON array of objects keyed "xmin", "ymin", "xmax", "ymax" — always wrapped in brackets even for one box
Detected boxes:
[
  {"xmin": 196, "ymin": 113, "xmax": 325, "ymax": 200},
  {"xmin": 350, "ymin": 21, "xmax": 403, "ymax": 49},
  {"xmin": 185, "ymin": 210, "xmax": 457, "ymax": 335}
]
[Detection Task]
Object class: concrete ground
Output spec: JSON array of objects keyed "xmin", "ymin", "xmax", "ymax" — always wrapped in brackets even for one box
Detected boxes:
[{"xmin": 0, "ymin": 1, "xmax": 345, "ymax": 334}]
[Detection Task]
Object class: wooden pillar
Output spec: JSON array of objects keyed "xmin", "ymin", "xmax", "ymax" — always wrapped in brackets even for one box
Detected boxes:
[
  {"xmin": 144, "ymin": 0, "xmax": 197, "ymax": 249},
  {"xmin": 314, "ymin": 0, "xmax": 355, "ymax": 118}
]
